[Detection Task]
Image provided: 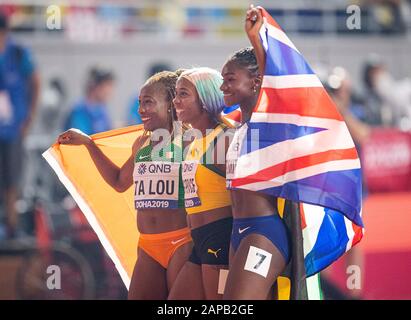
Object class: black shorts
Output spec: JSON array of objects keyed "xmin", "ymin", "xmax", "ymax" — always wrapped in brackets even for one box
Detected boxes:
[
  {"xmin": 188, "ymin": 217, "xmax": 232, "ymax": 266},
  {"xmin": 0, "ymin": 137, "xmax": 23, "ymax": 192}
]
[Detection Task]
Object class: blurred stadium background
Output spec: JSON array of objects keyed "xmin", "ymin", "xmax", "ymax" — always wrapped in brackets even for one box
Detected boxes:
[{"xmin": 0, "ymin": 0, "xmax": 410, "ymax": 300}]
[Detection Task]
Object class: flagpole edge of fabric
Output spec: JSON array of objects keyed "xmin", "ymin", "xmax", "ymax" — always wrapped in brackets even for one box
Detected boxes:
[{"xmin": 42, "ymin": 148, "xmax": 131, "ymax": 289}]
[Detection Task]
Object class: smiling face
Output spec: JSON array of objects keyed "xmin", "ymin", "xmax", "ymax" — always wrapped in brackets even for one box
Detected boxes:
[
  {"xmin": 173, "ymin": 77, "xmax": 203, "ymax": 124},
  {"xmin": 138, "ymin": 83, "xmax": 171, "ymax": 132},
  {"xmin": 220, "ymin": 60, "xmax": 259, "ymax": 108}
]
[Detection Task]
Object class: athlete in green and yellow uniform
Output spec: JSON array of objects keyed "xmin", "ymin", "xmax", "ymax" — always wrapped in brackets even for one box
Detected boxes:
[
  {"xmin": 58, "ymin": 70, "xmax": 192, "ymax": 300},
  {"xmin": 168, "ymin": 67, "xmax": 233, "ymax": 300}
]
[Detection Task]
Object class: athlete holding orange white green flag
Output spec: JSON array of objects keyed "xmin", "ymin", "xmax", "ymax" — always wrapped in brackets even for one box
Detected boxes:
[{"xmin": 57, "ymin": 70, "xmax": 192, "ymax": 300}]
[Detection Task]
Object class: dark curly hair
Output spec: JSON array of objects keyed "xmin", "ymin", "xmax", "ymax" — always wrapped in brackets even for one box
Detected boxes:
[{"xmin": 226, "ymin": 47, "xmax": 259, "ymax": 77}]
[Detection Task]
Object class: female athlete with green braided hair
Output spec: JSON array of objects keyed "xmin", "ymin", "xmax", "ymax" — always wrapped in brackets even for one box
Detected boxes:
[{"xmin": 168, "ymin": 67, "xmax": 234, "ymax": 300}]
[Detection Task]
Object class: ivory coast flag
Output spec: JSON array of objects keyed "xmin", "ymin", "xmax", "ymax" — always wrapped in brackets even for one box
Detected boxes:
[
  {"xmin": 43, "ymin": 125, "xmax": 144, "ymax": 288},
  {"xmin": 43, "ymin": 123, "xmax": 322, "ymax": 299}
]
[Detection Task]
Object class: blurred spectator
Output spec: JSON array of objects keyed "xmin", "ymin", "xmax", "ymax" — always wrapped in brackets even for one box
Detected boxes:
[
  {"xmin": 368, "ymin": 0, "xmax": 407, "ymax": 34},
  {"xmin": 362, "ymin": 54, "xmax": 411, "ymax": 130},
  {"xmin": 322, "ymin": 66, "xmax": 370, "ymax": 299},
  {"xmin": 65, "ymin": 66, "xmax": 114, "ymax": 135},
  {"xmin": 362, "ymin": 55, "xmax": 391, "ymax": 127},
  {"xmin": 43, "ymin": 77, "xmax": 67, "ymax": 127},
  {"xmin": 29, "ymin": 76, "xmax": 67, "ymax": 139},
  {"xmin": 329, "ymin": 66, "xmax": 372, "ymax": 145},
  {"xmin": 31, "ymin": 77, "xmax": 69, "ymax": 203},
  {"xmin": 125, "ymin": 62, "xmax": 172, "ymax": 126},
  {"xmin": 0, "ymin": 11, "xmax": 40, "ymax": 239}
]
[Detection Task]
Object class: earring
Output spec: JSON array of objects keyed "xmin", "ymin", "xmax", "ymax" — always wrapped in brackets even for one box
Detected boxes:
[
  {"xmin": 253, "ymin": 86, "xmax": 257, "ymax": 93},
  {"xmin": 168, "ymin": 109, "xmax": 171, "ymax": 112}
]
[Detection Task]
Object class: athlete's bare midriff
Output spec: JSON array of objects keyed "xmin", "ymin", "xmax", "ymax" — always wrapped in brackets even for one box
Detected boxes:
[
  {"xmin": 187, "ymin": 206, "xmax": 232, "ymax": 230},
  {"xmin": 230, "ymin": 189, "xmax": 278, "ymax": 218},
  {"xmin": 137, "ymin": 208, "xmax": 188, "ymax": 234}
]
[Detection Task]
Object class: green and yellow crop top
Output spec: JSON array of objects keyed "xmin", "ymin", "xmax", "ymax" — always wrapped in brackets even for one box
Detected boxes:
[
  {"xmin": 182, "ymin": 123, "xmax": 232, "ymax": 214},
  {"xmin": 133, "ymin": 134, "xmax": 185, "ymax": 210}
]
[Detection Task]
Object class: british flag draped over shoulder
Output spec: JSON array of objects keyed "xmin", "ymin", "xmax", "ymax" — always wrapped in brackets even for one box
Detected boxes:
[{"xmin": 225, "ymin": 8, "xmax": 364, "ymax": 279}]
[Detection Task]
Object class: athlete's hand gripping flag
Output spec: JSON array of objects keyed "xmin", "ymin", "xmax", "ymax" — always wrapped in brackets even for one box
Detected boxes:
[{"xmin": 43, "ymin": 125, "xmax": 145, "ymax": 288}]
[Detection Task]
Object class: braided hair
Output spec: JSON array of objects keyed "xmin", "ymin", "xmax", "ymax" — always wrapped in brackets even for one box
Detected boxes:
[
  {"xmin": 226, "ymin": 47, "xmax": 259, "ymax": 78},
  {"xmin": 142, "ymin": 69, "xmax": 188, "ymax": 136},
  {"xmin": 144, "ymin": 70, "xmax": 178, "ymax": 106},
  {"xmin": 143, "ymin": 71, "xmax": 178, "ymax": 130}
]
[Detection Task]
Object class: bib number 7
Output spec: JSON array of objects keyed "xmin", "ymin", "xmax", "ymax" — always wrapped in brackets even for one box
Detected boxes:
[{"xmin": 244, "ymin": 246, "xmax": 272, "ymax": 278}]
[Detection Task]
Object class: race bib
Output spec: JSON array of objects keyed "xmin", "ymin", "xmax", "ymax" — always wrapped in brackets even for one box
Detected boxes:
[
  {"xmin": 181, "ymin": 160, "xmax": 201, "ymax": 208},
  {"xmin": 133, "ymin": 161, "xmax": 180, "ymax": 209}
]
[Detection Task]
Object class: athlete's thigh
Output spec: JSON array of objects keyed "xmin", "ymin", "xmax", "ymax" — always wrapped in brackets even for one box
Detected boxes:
[
  {"xmin": 168, "ymin": 261, "xmax": 205, "ymax": 300},
  {"xmin": 167, "ymin": 241, "xmax": 193, "ymax": 290},
  {"xmin": 128, "ymin": 248, "xmax": 167, "ymax": 300},
  {"xmin": 223, "ymin": 233, "xmax": 286, "ymax": 300},
  {"xmin": 202, "ymin": 264, "xmax": 229, "ymax": 300}
]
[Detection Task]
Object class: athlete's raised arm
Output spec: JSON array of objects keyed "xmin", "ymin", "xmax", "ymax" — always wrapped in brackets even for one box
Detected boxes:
[
  {"xmin": 245, "ymin": 4, "xmax": 265, "ymax": 77},
  {"xmin": 58, "ymin": 129, "xmax": 147, "ymax": 192}
]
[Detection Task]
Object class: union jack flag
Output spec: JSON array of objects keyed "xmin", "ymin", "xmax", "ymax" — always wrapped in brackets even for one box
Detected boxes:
[
  {"xmin": 222, "ymin": 104, "xmax": 241, "ymax": 127},
  {"xmin": 225, "ymin": 8, "xmax": 364, "ymax": 278}
]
